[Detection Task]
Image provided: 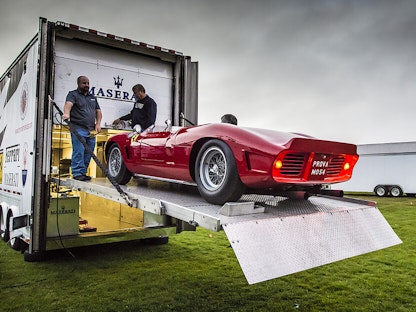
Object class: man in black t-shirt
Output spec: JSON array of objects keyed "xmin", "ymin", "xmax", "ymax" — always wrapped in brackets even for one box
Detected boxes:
[
  {"xmin": 62, "ymin": 76, "xmax": 102, "ymax": 181},
  {"xmin": 113, "ymin": 84, "xmax": 157, "ymax": 131}
]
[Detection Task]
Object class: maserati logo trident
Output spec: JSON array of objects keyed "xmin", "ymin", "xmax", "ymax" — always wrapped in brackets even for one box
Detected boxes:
[
  {"xmin": 114, "ymin": 75, "xmax": 123, "ymax": 89},
  {"xmin": 90, "ymin": 75, "xmax": 134, "ymax": 101}
]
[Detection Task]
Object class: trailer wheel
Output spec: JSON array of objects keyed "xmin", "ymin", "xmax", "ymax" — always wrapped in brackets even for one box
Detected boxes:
[
  {"xmin": 374, "ymin": 185, "xmax": 388, "ymax": 197},
  {"xmin": 2, "ymin": 211, "xmax": 19, "ymax": 250},
  {"xmin": 2, "ymin": 212, "xmax": 11, "ymax": 242},
  {"xmin": 108, "ymin": 144, "xmax": 132, "ymax": 185},
  {"xmin": 389, "ymin": 186, "xmax": 403, "ymax": 197},
  {"xmin": 9, "ymin": 235, "xmax": 22, "ymax": 251},
  {"xmin": 195, "ymin": 139, "xmax": 245, "ymax": 205},
  {"xmin": 0, "ymin": 206, "xmax": 3, "ymax": 240}
]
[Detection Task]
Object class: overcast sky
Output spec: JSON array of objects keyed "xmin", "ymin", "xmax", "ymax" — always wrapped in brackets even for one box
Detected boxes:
[{"xmin": 1, "ymin": 0, "xmax": 415, "ymax": 144}]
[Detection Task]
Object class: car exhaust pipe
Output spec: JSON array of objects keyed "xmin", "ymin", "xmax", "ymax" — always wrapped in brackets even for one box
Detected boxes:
[
  {"xmin": 285, "ymin": 191, "xmax": 311, "ymax": 200},
  {"xmin": 316, "ymin": 189, "xmax": 344, "ymax": 198}
]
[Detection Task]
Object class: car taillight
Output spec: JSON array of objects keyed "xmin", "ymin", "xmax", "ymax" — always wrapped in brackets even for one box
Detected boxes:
[
  {"xmin": 274, "ymin": 160, "xmax": 283, "ymax": 169},
  {"xmin": 341, "ymin": 155, "xmax": 359, "ymax": 178},
  {"xmin": 272, "ymin": 151, "xmax": 308, "ymax": 180},
  {"xmin": 272, "ymin": 151, "xmax": 359, "ymax": 183}
]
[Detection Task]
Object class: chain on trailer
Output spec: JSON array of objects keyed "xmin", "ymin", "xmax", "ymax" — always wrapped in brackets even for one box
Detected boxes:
[{"xmin": 49, "ymin": 96, "xmax": 134, "ymax": 207}]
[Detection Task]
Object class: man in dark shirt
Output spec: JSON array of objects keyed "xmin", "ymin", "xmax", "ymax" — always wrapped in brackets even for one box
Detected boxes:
[
  {"xmin": 113, "ymin": 84, "xmax": 157, "ymax": 131},
  {"xmin": 62, "ymin": 76, "xmax": 102, "ymax": 181}
]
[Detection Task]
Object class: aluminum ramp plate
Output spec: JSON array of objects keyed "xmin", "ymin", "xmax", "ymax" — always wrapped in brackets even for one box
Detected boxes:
[
  {"xmin": 53, "ymin": 178, "xmax": 402, "ymax": 284},
  {"xmin": 222, "ymin": 196, "xmax": 402, "ymax": 284}
]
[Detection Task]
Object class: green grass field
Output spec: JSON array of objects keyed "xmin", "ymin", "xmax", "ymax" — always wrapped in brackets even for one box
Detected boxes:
[{"xmin": 1, "ymin": 195, "xmax": 414, "ymax": 312}]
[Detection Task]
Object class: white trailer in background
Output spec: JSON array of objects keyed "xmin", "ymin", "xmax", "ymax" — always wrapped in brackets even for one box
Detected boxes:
[
  {"xmin": 337, "ymin": 142, "xmax": 416, "ymax": 197},
  {"xmin": 0, "ymin": 17, "xmax": 401, "ymax": 285}
]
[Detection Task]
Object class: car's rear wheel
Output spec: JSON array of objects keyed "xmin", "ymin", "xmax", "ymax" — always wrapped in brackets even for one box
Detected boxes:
[
  {"xmin": 108, "ymin": 144, "xmax": 132, "ymax": 185},
  {"xmin": 195, "ymin": 139, "xmax": 245, "ymax": 205}
]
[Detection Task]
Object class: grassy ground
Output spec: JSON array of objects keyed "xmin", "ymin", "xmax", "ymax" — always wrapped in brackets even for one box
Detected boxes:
[{"xmin": 0, "ymin": 195, "xmax": 414, "ymax": 311}]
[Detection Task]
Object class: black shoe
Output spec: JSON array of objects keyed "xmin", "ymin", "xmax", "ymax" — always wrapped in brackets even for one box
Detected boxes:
[
  {"xmin": 73, "ymin": 175, "xmax": 86, "ymax": 181},
  {"xmin": 73, "ymin": 175, "xmax": 90, "ymax": 181}
]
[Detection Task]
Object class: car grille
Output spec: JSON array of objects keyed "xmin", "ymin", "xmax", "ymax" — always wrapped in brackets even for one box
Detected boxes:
[
  {"xmin": 280, "ymin": 153, "xmax": 345, "ymax": 177},
  {"xmin": 280, "ymin": 153, "xmax": 307, "ymax": 176},
  {"xmin": 326, "ymin": 155, "xmax": 345, "ymax": 176}
]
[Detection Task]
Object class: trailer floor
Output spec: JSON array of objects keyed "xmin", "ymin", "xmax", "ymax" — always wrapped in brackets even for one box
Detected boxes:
[{"xmin": 80, "ymin": 212, "xmax": 141, "ymax": 232}]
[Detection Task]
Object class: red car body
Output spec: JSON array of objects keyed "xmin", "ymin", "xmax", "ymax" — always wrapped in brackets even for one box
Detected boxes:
[{"xmin": 105, "ymin": 123, "xmax": 358, "ymax": 204}]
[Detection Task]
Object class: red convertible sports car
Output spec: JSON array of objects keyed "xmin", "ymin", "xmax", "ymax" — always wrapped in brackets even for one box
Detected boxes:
[{"xmin": 105, "ymin": 123, "xmax": 359, "ymax": 205}]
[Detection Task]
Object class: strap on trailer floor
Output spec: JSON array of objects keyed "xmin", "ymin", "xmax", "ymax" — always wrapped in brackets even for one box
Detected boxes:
[{"xmin": 53, "ymin": 178, "xmax": 402, "ymax": 284}]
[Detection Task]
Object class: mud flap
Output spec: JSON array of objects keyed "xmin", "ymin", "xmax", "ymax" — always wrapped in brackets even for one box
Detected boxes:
[{"xmin": 222, "ymin": 198, "xmax": 402, "ymax": 284}]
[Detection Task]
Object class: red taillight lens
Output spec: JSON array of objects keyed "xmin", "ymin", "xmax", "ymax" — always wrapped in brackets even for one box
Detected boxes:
[
  {"xmin": 274, "ymin": 159, "xmax": 283, "ymax": 169},
  {"xmin": 272, "ymin": 152, "xmax": 359, "ymax": 183},
  {"xmin": 272, "ymin": 151, "xmax": 308, "ymax": 181},
  {"xmin": 342, "ymin": 155, "xmax": 359, "ymax": 177}
]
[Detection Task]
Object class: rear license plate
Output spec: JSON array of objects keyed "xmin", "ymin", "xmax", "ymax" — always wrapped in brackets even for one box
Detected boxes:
[{"xmin": 308, "ymin": 154, "xmax": 330, "ymax": 180}]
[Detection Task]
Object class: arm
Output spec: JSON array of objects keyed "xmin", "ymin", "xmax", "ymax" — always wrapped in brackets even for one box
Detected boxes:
[
  {"xmin": 62, "ymin": 101, "xmax": 73, "ymax": 120},
  {"xmin": 148, "ymin": 101, "xmax": 157, "ymax": 126},
  {"xmin": 113, "ymin": 113, "xmax": 131, "ymax": 125},
  {"xmin": 95, "ymin": 109, "xmax": 102, "ymax": 132}
]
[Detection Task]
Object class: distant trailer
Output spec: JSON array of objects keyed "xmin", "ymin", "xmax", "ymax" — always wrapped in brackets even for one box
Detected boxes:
[{"xmin": 337, "ymin": 142, "xmax": 416, "ymax": 197}]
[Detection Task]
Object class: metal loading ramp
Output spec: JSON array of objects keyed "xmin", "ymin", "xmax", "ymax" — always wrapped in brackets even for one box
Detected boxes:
[
  {"xmin": 54, "ymin": 178, "xmax": 402, "ymax": 284},
  {"xmin": 222, "ymin": 196, "xmax": 402, "ymax": 284}
]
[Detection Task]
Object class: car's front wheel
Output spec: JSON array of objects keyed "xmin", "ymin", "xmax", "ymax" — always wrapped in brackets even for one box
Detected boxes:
[
  {"xmin": 107, "ymin": 144, "xmax": 132, "ymax": 185},
  {"xmin": 195, "ymin": 139, "xmax": 245, "ymax": 205}
]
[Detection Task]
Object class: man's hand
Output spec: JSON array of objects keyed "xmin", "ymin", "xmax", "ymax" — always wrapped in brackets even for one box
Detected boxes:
[{"xmin": 63, "ymin": 101, "xmax": 73, "ymax": 121}]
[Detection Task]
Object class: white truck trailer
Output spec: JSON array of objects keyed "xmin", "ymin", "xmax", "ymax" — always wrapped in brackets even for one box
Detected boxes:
[
  {"xmin": 0, "ymin": 18, "xmax": 401, "ymax": 284},
  {"xmin": 337, "ymin": 142, "xmax": 416, "ymax": 197},
  {"xmin": 0, "ymin": 17, "xmax": 198, "ymax": 259}
]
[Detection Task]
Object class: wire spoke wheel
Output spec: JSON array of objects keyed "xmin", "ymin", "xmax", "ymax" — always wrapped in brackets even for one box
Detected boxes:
[
  {"xmin": 195, "ymin": 139, "xmax": 245, "ymax": 205},
  {"xmin": 108, "ymin": 146, "xmax": 122, "ymax": 177},
  {"xmin": 107, "ymin": 144, "xmax": 132, "ymax": 184},
  {"xmin": 200, "ymin": 146, "xmax": 227, "ymax": 191}
]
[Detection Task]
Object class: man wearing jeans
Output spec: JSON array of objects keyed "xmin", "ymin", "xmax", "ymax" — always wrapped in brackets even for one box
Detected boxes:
[{"xmin": 62, "ymin": 76, "xmax": 102, "ymax": 181}]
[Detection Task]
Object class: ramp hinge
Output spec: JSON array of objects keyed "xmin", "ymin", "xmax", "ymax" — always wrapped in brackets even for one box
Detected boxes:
[{"xmin": 188, "ymin": 220, "xmax": 198, "ymax": 227}]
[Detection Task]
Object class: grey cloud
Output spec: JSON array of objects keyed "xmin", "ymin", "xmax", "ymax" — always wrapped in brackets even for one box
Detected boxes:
[{"xmin": 1, "ymin": 0, "xmax": 416, "ymax": 144}]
